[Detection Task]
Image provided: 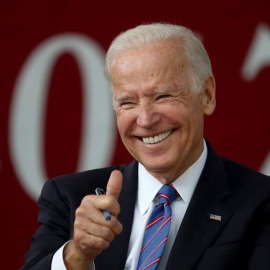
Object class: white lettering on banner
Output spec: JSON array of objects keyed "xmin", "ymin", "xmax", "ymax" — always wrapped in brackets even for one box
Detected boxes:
[
  {"xmin": 242, "ymin": 23, "xmax": 270, "ymax": 81},
  {"xmin": 9, "ymin": 34, "xmax": 116, "ymax": 201},
  {"xmin": 241, "ymin": 23, "xmax": 270, "ymax": 176}
]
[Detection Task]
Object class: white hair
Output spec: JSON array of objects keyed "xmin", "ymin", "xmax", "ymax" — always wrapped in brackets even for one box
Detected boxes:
[{"xmin": 105, "ymin": 23, "xmax": 212, "ymax": 93}]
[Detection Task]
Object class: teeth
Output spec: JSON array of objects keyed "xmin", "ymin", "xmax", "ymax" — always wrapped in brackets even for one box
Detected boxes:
[{"xmin": 142, "ymin": 130, "xmax": 172, "ymax": 144}]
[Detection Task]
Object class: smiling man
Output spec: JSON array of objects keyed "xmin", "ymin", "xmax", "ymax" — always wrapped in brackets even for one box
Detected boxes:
[
  {"xmin": 111, "ymin": 38, "xmax": 215, "ymax": 182},
  {"xmin": 21, "ymin": 23, "xmax": 270, "ymax": 270}
]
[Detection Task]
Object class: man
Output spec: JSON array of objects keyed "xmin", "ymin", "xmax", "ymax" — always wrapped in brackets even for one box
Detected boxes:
[{"xmin": 21, "ymin": 23, "xmax": 270, "ymax": 270}]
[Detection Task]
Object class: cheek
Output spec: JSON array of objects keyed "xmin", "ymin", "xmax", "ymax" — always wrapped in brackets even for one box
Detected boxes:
[
  {"xmin": 188, "ymin": 112, "xmax": 205, "ymax": 137},
  {"xmin": 116, "ymin": 112, "xmax": 135, "ymax": 135},
  {"xmin": 164, "ymin": 106, "xmax": 187, "ymax": 125}
]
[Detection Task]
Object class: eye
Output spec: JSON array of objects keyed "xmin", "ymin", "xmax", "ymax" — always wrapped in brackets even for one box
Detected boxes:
[
  {"xmin": 156, "ymin": 94, "xmax": 171, "ymax": 100},
  {"xmin": 120, "ymin": 102, "xmax": 136, "ymax": 109}
]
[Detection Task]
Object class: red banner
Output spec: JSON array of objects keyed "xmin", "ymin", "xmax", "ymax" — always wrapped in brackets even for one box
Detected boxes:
[{"xmin": 1, "ymin": 1, "xmax": 270, "ymax": 268}]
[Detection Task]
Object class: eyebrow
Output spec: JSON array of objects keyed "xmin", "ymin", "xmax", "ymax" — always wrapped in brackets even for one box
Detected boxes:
[
  {"xmin": 113, "ymin": 84, "xmax": 179, "ymax": 103},
  {"xmin": 153, "ymin": 85, "xmax": 179, "ymax": 96},
  {"xmin": 114, "ymin": 95, "xmax": 134, "ymax": 103}
]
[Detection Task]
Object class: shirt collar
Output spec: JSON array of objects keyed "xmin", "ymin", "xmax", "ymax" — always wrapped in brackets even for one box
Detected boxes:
[{"xmin": 137, "ymin": 140, "xmax": 208, "ymax": 215}]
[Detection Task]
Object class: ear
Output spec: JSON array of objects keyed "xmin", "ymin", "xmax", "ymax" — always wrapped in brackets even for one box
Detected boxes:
[{"xmin": 200, "ymin": 74, "xmax": 216, "ymax": 116}]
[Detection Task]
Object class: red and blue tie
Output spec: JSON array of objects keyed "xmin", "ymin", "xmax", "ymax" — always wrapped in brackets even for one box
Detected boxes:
[{"xmin": 136, "ymin": 184, "xmax": 178, "ymax": 270}]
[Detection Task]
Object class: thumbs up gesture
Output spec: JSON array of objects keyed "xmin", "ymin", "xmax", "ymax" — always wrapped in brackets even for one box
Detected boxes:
[{"xmin": 64, "ymin": 170, "xmax": 123, "ymax": 270}]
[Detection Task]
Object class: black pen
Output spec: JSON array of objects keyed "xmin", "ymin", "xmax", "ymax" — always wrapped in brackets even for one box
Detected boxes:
[{"xmin": 95, "ymin": 188, "xmax": 111, "ymax": 221}]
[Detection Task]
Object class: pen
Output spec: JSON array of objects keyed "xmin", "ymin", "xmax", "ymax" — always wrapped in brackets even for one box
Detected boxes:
[{"xmin": 95, "ymin": 188, "xmax": 111, "ymax": 221}]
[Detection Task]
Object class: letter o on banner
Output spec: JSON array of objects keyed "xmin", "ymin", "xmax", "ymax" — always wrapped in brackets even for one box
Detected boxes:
[{"xmin": 9, "ymin": 34, "xmax": 116, "ymax": 201}]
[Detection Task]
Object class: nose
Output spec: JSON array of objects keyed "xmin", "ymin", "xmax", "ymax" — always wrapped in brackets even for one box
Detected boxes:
[{"xmin": 136, "ymin": 104, "xmax": 160, "ymax": 128}]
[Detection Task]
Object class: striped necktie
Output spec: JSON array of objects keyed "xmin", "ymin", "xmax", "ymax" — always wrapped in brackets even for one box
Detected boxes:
[{"xmin": 136, "ymin": 184, "xmax": 178, "ymax": 270}]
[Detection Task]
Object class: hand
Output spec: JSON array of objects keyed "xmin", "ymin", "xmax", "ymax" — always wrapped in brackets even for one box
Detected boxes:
[{"xmin": 64, "ymin": 170, "xmax": 123, "ymax": 270}]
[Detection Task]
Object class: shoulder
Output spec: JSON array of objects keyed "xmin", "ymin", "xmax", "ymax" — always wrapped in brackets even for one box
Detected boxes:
[
  {"xmin": 220, "ymin": 156, "xmax": 270, "ymax": 200},
  {"xmin": 222, "ymin": 156, "xmax": 270, "ymax": 184},
  {"xmin": 53, "ymin": 163, "xmax": 129, "ymax": 186},
  {"xmin": 206, "ymin": 141, "xmax": 270, "ymax": 198},
  {"xmin": 41, "ymin": 163, "xmax": 131, "ymax": 205}
]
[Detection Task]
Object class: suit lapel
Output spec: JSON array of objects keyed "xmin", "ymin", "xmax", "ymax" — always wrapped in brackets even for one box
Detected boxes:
[
  {"xmin": 95, "ymin": 161, "xmax": 138, "ymax": 270},
  {"xmin": 166, "ymin": 144, "xmax": 234, "ymax": 270},
  {"xmin": 96, "ymin": 143, "xmax": 234, "ymax": 269}
]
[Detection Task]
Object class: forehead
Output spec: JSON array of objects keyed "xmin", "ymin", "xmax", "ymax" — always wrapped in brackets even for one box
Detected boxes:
[{"xmin": 110, "ymin": 40, "xmax": 188, "ymax": 86}]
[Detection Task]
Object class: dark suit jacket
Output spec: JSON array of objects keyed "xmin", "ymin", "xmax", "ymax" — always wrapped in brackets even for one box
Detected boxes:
[{"xmin": 21, "ymin": 143, "xmax": 270, "ymax": 269}]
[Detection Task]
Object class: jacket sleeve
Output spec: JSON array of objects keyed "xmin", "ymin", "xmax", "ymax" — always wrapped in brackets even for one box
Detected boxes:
[{"xmin": 20, "ymin": 179, "xmax": 71, "ymax": 270}]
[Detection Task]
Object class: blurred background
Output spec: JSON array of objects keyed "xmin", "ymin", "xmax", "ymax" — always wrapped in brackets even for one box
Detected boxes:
[{"xmin": 1, "ymin": 0, "xmax": 270, "ymax": 268}]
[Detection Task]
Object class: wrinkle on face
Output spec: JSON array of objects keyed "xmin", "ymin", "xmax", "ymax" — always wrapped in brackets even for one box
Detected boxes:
[{"xmin": 110, "ymin": 39, "xmax": 213, "ymax": 182}]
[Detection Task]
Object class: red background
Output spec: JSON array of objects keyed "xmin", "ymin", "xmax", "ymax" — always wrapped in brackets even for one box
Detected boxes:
[{"xmin": 1, "ymin": 1, "xmax": 270, "ymax": 268}]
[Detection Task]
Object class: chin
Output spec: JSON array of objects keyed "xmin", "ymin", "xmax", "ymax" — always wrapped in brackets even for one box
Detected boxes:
[{"xmin": 142, "ymin": 161, "xmax": 173, "ymax": 174}]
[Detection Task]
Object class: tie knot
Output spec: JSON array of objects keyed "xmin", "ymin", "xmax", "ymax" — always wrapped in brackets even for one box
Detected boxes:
[{"xmin": 158, "ymin": 184, "xmax": 178, "ymax": 205}]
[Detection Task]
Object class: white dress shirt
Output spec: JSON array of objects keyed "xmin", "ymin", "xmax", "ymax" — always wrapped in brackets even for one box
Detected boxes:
[
  {"xmin": 52, "ymin": 141, "xmax": 207, "ymax": 269},
  {"xmin": 124, "ymin": 141, "xmax": 207, "ymax": 269}
]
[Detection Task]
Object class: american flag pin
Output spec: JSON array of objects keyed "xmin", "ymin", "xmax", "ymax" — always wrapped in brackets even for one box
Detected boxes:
[{"xmin": 210, "ymin": 213, "xmax": 222, "ymax": 221}]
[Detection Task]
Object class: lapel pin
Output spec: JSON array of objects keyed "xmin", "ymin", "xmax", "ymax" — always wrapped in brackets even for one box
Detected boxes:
[{"xmin": 210, "ymin": 213, "xmax": 222, "ymax": 221}]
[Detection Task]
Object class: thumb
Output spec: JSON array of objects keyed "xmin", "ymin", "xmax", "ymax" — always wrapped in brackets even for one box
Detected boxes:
[{"xmin": 106, "ymin": 170, "xmax": 123, "ymax": 200}]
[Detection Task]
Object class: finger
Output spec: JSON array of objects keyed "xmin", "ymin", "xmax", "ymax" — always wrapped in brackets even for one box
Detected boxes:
[
  {"xmin": 72, "ymin": 229, "xmax": 110, "ymax": 256},
  {"xmin": 84, "ymin": 222, "xmax": 116, "ymax": 242},
  {"xmin": 80, "ymin": 194, "xmax": 121, "ymax": 219},
  {"xmin": 106, "ymin": 170, "xmax": 123, "ymax": 200},
  {"xmin": 85, "ymin": 216, "xmax": 123, "ymax": 238}
]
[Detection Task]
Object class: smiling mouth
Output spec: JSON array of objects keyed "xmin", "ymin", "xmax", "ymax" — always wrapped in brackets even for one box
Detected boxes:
[{"xmin": 141, "ymin": 130, "xmax": 173, "ymax": 144}]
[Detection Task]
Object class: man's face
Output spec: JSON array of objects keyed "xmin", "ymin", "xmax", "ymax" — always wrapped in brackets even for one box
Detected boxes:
[{"xmin": 111, "ymin": 40, "xmax": 215, "ymax": 183}]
